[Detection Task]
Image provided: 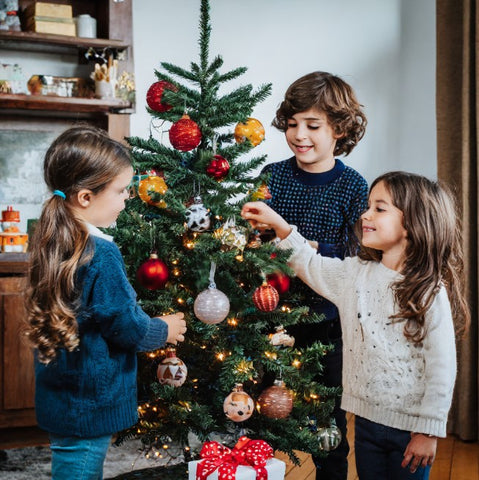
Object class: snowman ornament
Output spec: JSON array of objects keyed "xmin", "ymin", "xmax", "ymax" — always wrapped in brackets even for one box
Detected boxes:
[{"xmin": 185, "ymin": 196, "xmax": 211, "ymax": 232}]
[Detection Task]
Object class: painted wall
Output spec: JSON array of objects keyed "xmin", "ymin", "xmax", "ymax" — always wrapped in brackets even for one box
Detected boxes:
[
  {"xmin": 0, "ymin": 0, "xmax": 435, "ymax": 230},
  {"xmin": 131, "ymin": 0, "xmax": 437, "ymax": 185}
]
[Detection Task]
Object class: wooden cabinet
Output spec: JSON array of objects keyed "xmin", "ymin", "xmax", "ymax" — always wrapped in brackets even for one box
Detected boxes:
[{"xmin": 0, "ymin": 0, "xmax": 135, "ymax": 141}]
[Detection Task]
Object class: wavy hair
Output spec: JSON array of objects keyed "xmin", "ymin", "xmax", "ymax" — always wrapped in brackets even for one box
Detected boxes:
[
  {"xmin": 272, "ymin": 71, "xmax": 367, "ymax": 156},
  {"xmin": 26, "ymin": 125, "xmax": 132, "ymax": 363},
  {"xmin": 358, "ymin": 171, "xmax": 470, "ymax": 344}
]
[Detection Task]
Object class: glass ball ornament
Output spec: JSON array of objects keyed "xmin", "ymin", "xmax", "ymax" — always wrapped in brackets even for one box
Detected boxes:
[
  {"xmin": 257, "ymin": 379, "xmax": 293, "ymax": 419},
  {"xmin": 138, "ymin": 175, "xmax": 168, "ymax": 209},
  {"xmin": 223, "ymin": 383, "xmax": 254, "ymax": 422},
  {"xmin": 185, "ymin": 196, "xmax": 211, "ymax": 232},
  {"xmin": 156, "ymin": 347, "xmax": 187, "ymax": 387},
  {"xmin": 266, "ymin": 271, "xmax": 290, "ymax": 295},
  {"xmin": 206, "ymin": 154, "xmax": 230, "ymax": 181},
  {"xmin": 234, "ymin": 117, "xmax": 265, "ymax": 147},
  {"xmin": 194, "ymin": 286, "xmax": 230, "ymax": 324},
  {"xmin": 253, "ymin": 283, "xmax": 279, "ymax": 312},
  {"xmin": 169, "ymin": 113, "xmax": 202, "ymax": 152},
  {"xmin": 137, "ymin": 253, "xmax": 169, "ymax": 290},
  {"xmin": 317, "ymin": 424, "xmax": 342, "ymax": 451},
  {"xmin": 146, "ymin": 80, "xmax": 177, "ymax": 112}
]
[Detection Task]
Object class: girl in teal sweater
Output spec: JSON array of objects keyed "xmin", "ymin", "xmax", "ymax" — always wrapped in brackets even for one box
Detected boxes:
[{"xmin": 26, "ymin": 125, "xmax": 187, "ymax": 480}]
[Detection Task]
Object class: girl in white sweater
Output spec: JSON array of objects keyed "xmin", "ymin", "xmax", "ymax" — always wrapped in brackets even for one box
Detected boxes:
[{"xmin": 241, "ymin": 171, "xmax": 469, "ymax": 480}]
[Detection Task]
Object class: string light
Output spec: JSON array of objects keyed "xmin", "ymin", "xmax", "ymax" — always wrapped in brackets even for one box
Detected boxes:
[
  {"xmin": 292, "ymin": 359, "xmax": 302, "ymax": 368},
  {"xmin": 227, "ymin": 317, "xmax": 238, "ymax": 327}
]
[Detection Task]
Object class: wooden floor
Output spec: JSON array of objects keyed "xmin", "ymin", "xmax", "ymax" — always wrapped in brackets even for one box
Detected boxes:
[{"xmin": 277, "ymin": 413, "xmax": 479, "ymax": 480}]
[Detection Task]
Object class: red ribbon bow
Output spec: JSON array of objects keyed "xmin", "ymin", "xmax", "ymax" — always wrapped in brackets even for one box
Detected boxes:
[{"xmin": 196, "ymin": 436, "xmax": 273, "ymax": 480}]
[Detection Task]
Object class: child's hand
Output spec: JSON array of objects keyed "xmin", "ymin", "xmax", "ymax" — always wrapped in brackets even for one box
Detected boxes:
[
  {"xmin": 161, "ymin": 312, "xmax": 187, "ymax": 345},
  {"xmin": 401, "ymin": 433, "xmax": 437, "ymax": 473},
  {"xmin": 241, "ymin": 202, "xmax": 292, "ymax": 240}
]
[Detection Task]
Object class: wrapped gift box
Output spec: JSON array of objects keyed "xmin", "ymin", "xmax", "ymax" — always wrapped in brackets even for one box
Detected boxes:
[{"xmin": 188, "ymin": 457, "xmax": 286, "ymax": 480}]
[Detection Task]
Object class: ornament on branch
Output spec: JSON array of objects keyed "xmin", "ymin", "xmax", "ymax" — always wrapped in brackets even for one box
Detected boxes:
[
  {"xmin": 146, "ymin": 80, "xmax": 178, "ymax": 112},
  {"xmin": 223, "ymin": 383, "xmax": 254, "ymax": 422},
  {"xmin": 251, "ymin": 182, "xmax": 272, "ymax": 201},
  {"xmin": 206, "ymin": 154, "xmax": 230, "ymax": 181},
  {"xmin": 253, "ymin": 282, "xmax": 279, "ymax": 312},
  {"xmin": 194, "ymin": 262, "xmax": 230, "ymax": 324},
  {"xmin": 157, "ymin": 347, "xmax": 188, "ymax": 387},
  {"xmin": 214, "ymin": 218, "xmax": 248, "ymax": 252},
  {"xmin": 268, "ymin": 325, "xmax": 295, "ymax": 348},
  {"xmin": 138, "ymin": 174, "xmax": 168, "ymax": 209},
  {"xmin": 234, "ymin": 117, "xmax": 265, "ymax": 147},
  {"xmin": 257, "ymin": 379, "xmax": 293, "ymax": 419},
  {"xmin": 185, "ymin": 196, "xmax": 211, "ymax": 232},
  {"xmin": 266, "ymin": 271, "xmax": 290, "ymax": 295},
  {"xmin": 317, "ymin": 424, "xmax": 342, "ymax": 451},
  {"xmin": 169, "ymin": 113, "xmax": 202, "ymax": 151},
  {"xmin": 137, "ymin": 253, "xmax": 169, "ymax": 290}
]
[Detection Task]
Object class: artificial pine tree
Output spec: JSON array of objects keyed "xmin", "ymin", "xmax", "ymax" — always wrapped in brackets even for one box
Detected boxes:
[{"xmin": 113, "ymin": 0, "xmax": 339, "ymax": 467}]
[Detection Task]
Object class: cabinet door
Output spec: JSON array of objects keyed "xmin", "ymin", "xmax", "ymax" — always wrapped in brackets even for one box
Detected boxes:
[{"xmin": 1, "ymin": 276, "xmax": 35, "ymax": 411}]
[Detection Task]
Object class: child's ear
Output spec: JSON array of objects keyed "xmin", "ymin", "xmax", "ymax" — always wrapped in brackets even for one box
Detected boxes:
[{"xmin": 76, "ymin": 189, "xmax": 93, "ymax": 208}]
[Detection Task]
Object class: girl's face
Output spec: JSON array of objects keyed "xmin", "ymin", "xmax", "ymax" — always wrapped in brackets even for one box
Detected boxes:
[
  {"xmin": 81, "ymin": 166, "xmax": 133, "ymax": 228},
  {"xmin": 361, "ymin": 180, "xmax": 408, "ymax": 270},
  {"xmin": 285, "ymin": 108, "xmax": 340, "ymax": 173}
]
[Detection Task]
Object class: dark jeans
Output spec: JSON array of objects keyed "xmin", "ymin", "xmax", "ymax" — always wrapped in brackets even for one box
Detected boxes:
[
  {"xmin": 354, "ymin": 416, "xmax": 431, "ymax": 480},
  {"xmin": 289, "ymin": 317, "xmax": 348, "ymax": 480},
  {"xmin": 312, "ymin": 335, "xmax": 349, "ymax": 480}
]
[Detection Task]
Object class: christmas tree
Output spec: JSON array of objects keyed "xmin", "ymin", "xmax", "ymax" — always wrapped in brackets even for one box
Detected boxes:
[{"xmin": 114, "ymin": 0, "xmax": 339, "ymax": 466}]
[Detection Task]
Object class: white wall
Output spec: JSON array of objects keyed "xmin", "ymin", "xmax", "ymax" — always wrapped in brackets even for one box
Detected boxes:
[{"xmin": 131, "ymin": 0, "xmax": 437, "ymax": 185}]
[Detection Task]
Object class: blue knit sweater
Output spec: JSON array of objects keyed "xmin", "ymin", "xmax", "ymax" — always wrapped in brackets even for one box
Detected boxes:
[
  {"xmin": 34, "ymin": 235, "xmax": 168, "ymax": 438},
  {"xmin": 265, "ymin": 157, "xmax": 368, "ymax": 322}
]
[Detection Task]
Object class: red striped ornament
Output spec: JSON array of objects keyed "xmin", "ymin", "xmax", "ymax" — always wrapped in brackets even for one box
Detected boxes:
[{"xmin": 252, "ymin": 283, "xmax": 279, "ymax": 312}]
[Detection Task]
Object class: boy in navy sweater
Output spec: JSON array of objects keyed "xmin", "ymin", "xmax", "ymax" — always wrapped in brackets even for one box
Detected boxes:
[{"xmin": 264, "ymin": 71, "xmax": 368, "ymax": 480}]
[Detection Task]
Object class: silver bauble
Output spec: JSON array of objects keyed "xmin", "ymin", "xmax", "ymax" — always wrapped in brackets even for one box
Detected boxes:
[
  {"xmin": 194, "ymin": 287, "xmax": 230, "ymax": 324},
  {"xmin": 317, "ymin": 424, "xmax": 342, "ymax": 451}
]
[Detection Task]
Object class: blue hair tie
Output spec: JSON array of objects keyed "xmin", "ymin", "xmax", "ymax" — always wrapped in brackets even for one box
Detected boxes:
[{"xmin": 53, "ymin": 189, "xmax": 66, "ymax": 199}]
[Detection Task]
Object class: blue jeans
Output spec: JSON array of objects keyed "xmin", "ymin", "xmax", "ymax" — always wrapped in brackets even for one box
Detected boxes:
[
  {"xmin": 354, "ymin": 416, "xmax": 431, "ymax": 480},
  {"xmin": 50, "ymin": 434, "xmax": 112, "ymax": 480}
]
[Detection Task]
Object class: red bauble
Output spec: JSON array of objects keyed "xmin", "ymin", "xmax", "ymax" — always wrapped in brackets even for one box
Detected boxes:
[
  {"xmin": 137, "ymin": 253, "xmax": 169, "ymax": 290},
  {"xmin": 206, "ymin": 155, "xmax": 230, "ymax": 181},
  {"xmin": 266, "ymin": 271, "xmax": 290, "ymax": 295},
  {"xmin": 257, "ymin": 380, "xmax": 293, "ymax": 419},
  {"xmin": 253, "ymin": 283, "xmax": 279, "ymax": 312},
  {"xmin": 146, "ymin": 80, "xmax": 177, "ymax": 112},
  {"xmin": 169, "ymin": 114, "xmax": 202, "ymax": 152}
]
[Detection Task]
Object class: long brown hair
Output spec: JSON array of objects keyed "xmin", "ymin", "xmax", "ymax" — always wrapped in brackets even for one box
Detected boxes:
[
  {"xmin": 358, "ymin": 171, "xmax": 470, "ymax": 344},
  {"xmin": 272, "ymin": 71, "xmax": 367, "ymax": 156},
  {"xmin": 26, "ymin": 125, "xmax": 132, "ymax": 363}
]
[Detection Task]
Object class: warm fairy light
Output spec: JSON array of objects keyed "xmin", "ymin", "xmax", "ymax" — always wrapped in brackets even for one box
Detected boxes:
[
  {"xmin": 217, "ymin": 352, "xmax": 226, "ymax": 361},
  {"xmin": 310, "ymin": 393, "xmax": 319, "ymax": 400},
  {"xmin": 201, "ymin": 344, "xmax": 207, "ymax": 349},
  {"xmin": 163, "ymin": 444, "xmax": 169, "ymax": 450},
  {"xmin": 171, "ymin": 259, "xmax": 179, "ymax": 265},
  {"xmin": 281, "ymin": 305, "xmax": 291, "ymax": 313},
  {"xmin": 227, "ymin": 317, "xmax": 238, "ymax": 327},
  {"xmin": 152, "ymin": 406, "xmax": 157, "ymax": 412},
  {"xmin": 172, "ymin": 268, "xmax": 181, "ymax": 276},
  {"xmin": 264, "ymin": 350, "xmax": 277, "ymax": 360},
  {"xmin": 292, "ymin": 359, "xmax": 302, "ymax": 368},
  {"xmin": 185, "ymin": 446, "xmax": 190, "ymax": 452},
  {"xmin": 177, "ymin": 297, "xmax": 185, "ymax": 304},
  {"xmin": 147, "ymin": 352, "xmax": 156, "ymax": 358},
  {"xmin": 235, "ymin": 254, "xmax": 244, "ymax": 262},
  {"xmin": 155, "ymin": 451, "xmax": 160, "ymax": 457}
]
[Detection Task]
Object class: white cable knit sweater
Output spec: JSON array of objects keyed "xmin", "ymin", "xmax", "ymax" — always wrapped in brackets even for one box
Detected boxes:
[{"xmin": 279, "ymin": 228, "xmax": 457, "ymax": 438}]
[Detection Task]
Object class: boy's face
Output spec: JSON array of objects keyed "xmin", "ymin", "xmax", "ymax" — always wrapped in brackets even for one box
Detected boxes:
[{"xmin": 285, "ymin": 108, "xmax": 340, "ymax": 173}]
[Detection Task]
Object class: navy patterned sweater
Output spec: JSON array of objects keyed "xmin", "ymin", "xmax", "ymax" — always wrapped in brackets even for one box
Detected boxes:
[{"xmin": 265, "ymin": 156, "xmax": 368, "ymax": 331}]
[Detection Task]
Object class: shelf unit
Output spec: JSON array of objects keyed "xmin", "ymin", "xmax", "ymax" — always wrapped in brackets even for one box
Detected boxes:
[
  {"xmin": 0, "ymin": 0, "xmax": 134, "ymax": 140},
  {"xmin": 0, "ymin": 0, "xmax": 135, "ymax": 447}
]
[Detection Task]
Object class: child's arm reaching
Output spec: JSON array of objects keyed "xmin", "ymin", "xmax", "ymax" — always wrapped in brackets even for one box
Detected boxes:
[{"xmin": 241, "ymin": 202, "xmax": 292, "ymax": 239}]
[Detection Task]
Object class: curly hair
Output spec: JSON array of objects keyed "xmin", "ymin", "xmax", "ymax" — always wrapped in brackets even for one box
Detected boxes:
[
  {"xmin": 25, "ymin": 125, "xmax": 132, "ymax": 364},
  {"xmin": 272, "ymin": 71, "xmax": 367, "ymax": 156},
  {"xmin": 358, "ymin": 171, "xmax": 470, "ymax": 344}
]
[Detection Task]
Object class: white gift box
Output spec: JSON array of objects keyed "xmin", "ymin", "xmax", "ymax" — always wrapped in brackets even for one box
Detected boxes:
[{"xmin": 188, "ymin": 457, "xmax": 286, "ymax": 480}]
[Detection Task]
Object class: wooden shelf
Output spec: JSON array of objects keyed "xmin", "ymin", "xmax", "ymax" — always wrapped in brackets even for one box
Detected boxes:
[
  {"xmin": 0, "ymin": 30, "xmax": 129, "ymax": 55},
  {"xmin": 0, "ymin": 93, "xmax": 131, "ymax": 114}
]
